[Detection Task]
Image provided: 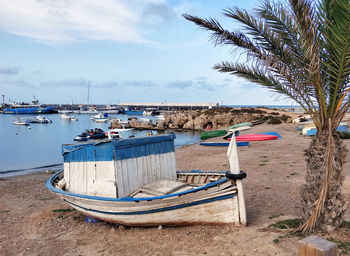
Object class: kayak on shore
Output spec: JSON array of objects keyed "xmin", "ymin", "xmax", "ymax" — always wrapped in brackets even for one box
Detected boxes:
[
  {"xmin": 228, "ymin": 134, "xmax": 278, "ymax": 142},
  {"xmin": 200, "ymin": 130, "xmax": 228, "ymax": 140}
]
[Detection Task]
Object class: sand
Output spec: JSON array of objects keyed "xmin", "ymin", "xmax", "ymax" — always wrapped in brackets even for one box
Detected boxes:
[{"xmin": 0, "ymin": 122, "xmax": 349, "ymax": 256}]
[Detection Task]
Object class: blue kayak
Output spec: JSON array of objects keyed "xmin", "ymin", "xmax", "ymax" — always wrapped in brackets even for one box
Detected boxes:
[{"xmin": 200, "ymin": 142, "xmax": 249, "ymax": 147}]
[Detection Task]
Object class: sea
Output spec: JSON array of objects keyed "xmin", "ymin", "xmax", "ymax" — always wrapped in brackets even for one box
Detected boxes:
[{"xmin": 0, "ymin": 113, "xmax": 201, "ymax": 178}]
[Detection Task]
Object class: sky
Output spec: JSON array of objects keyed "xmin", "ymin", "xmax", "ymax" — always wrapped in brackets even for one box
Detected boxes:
[{"xmin": 0, "ymin": 0, "xmax": 296, "ymax": 106}]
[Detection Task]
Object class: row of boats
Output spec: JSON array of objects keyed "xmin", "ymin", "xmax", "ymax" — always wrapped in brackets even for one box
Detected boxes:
[
  {"xmin": 12, "ymin": 115, "xmax": 52, "ymax": 126},
  {"xmin": 293, "ymin": 116, "xmax": 350, "ymax": 136},
  {"xmin": 199, "ymin": 120, "xmax": 281, "ymax": 146}
]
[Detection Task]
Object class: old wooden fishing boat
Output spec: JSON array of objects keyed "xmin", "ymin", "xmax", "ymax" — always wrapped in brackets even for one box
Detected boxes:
[{"xmin": 46, "ymin": 134, "xmax": 247, "ymax": 226}]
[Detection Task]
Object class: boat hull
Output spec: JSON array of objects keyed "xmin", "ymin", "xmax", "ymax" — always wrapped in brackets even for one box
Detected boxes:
[
  {"xmin": 200, "ymin": 130, "xmax": 228, "ymax": 140},
  {"xmin": 228, "ymin": 134, "xmax": 278, "ymax": 142},
  {"xmin": 3, "ymin": 107, "xmax": 53, "ymax": 114},
  {"xmin": 125, "ymin": 111, "xmax": 143, "ymax": 115},
  {"xmin": 47, "ymin": 171, "xmax": 240, "ymax": 226},
  {"xmin": 200, "ymin": 142, "xmax": 249, "ymax": 147}
]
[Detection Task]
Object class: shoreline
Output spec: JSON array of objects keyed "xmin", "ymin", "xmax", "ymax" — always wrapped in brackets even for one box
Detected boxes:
[{"xmin": 1, "ymin": 122, "xmax": 349, "ymax": 255}]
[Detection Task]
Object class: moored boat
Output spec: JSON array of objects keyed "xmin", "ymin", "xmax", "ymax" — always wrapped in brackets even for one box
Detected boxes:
[
  {"xmin": 91, "ymin": 113, "xmax": 109, "ymax": 122},
  {"xmin": 29, "ymin": 116, "xmax": 52, "ymax": 124},
  {"xmin": 13, "ymin": 120, "xmax": 30, "ymax": 126},
  {"xmin": 3, "ymin": 99, "xmax": 53, "ymax": 114},
  {"xmin": 61, "ymin": 114, "xmax": 78, "ymax": 121},
  {"xmin": 47, "ymin": 134, "xmax": 247, "ymax": 226},
  {"xmin": 107, "ymin": 128, "xmax": 135, "ymax": 139}
]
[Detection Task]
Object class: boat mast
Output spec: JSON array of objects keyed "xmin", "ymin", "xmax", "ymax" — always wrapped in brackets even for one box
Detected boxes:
[{"xmin": 87, "ymin": 81, "xmax": 90, "ymax": 108}]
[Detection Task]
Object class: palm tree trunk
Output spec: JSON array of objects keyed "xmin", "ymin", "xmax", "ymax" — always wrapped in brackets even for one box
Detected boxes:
[{"xmin": 300, "ymin": 132, "xmax": 347, "ymax": 231}]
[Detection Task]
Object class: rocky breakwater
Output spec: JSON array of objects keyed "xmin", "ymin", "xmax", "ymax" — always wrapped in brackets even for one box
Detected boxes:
[
  {"xmin": 165, "ymin": 107, "xmax": 293, "ymax": 130},
  {"xmin": 109, "ymin": 107, "xmax": 293, "ymax": 131}
]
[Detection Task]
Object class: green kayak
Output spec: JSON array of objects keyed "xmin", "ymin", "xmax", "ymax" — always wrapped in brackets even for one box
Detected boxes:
[
  {"xmin": 228, "ymin": 122, "xmax": 253, "ymax": 130},
  {"xmin": 200, "ymin": 130, "xmax": 228, "ymax": 140}
]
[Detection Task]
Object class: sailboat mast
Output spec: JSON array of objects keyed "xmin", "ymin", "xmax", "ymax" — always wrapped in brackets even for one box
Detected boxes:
[{"xmin": 87, "ymin": 81, "xmax": 90, "ymax": 107}]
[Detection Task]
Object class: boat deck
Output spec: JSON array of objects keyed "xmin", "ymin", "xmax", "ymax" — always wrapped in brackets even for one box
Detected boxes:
[{"xmin": 130, "ymin": 171, "xmax": 228, "ymax": 198}]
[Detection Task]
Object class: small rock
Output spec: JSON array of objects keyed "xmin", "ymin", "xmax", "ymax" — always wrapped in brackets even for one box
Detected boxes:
[
  {"xmin": 118, "ymin": 225, "xmax": 125, "ymax": 231},
  {"xmin": 158, "ymin": 225, "xmax": 163, "ymax": 230}
]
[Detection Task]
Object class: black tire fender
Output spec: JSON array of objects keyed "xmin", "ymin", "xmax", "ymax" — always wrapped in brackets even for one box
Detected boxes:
[{"xmin": 225, "ymin": 170, "xmax": 247, "ymax": 180}]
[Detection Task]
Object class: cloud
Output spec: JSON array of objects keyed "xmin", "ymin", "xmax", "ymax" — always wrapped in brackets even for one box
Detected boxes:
[
  {"xmin": 142, "ymin": 3, "xmax": 177, "ymax": 24},
  {"xmin": 122, "ymin": 80, "xmax": 156, "ymax": 87},
  {"xmin": 40, "ymin": 78, "xmax": 88, "ymax": 87},
  {"xmin": 0, "ymin": 79, "xmax": 35, "ymax": 88},
  {"xmin": 0, "ymin": 0, "xmax": 192, "ymax": 45},
  {"xmin": 167, "ymin": 78, "xmax": 231, "ymax": 91},
  {"xmin": 0, "ymin": 66, "xmax": 21, "ymax": 75},
  {"xmin": 0, "ymin": 0, "xmax": 149, "ymax": 44},
  {"xmin": 38, "ymin": 78, "xmax": 158, "ymax": 88},
  {"xmin": 167, "ymin": 80, "xmax": 193, "ymax": 89}
]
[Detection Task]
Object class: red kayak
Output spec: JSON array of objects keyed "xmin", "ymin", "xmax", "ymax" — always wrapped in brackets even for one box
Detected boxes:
[{"xmin": 228, "ymin": 134, "xmax": 278, "ymax": 142}]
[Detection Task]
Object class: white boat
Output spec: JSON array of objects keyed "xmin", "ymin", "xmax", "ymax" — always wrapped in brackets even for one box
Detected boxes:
[
  {"xmin": 156, "ymin": 113, "xmax": 165, "ymax": 121},
  {"xmin": 61, "ymin": 114, "xmax": 78, "ymax": 121},
  {"xmin": 58, "ymin": 110, "xmax": 73, "ymax": 114},
  {"xmin": 302, "ymin": 124, "xmax": 316, "ymax": 135},
  {"xmin": 139, "ymin": 117, "xmax": 152, "ymax": 123},
  {"xmin": 228, "ymin": 125, "xmax": 252, "ymax": 133},
  {"xmin": 60, "ymin": 114, "xmax": 71, "ymax": 119},
  {"xmin": 78, "ymin": 108, "xmax": 99, "ymax": 114},
  {"xmin": 143, "ymin": 110, "xmax": 152, "ymax": 116},
  {"xmin": 112, "ymin": 119, "xmax": 129, "ymax": 127},
  {"xmin": 30, "ymin": 116, "xmax": 52, "ymax": 124},
  {"xmin": 46, "ymin": 134, "xmax": 247, "ymax": 226},
  {"xmin": 107, "ymin": 128, "xmax": 135, "ymax": 139},
  {"xmin": 13, "ymin": 120, "xmax": 30, "ymax": 125},
  {"xmin": 91, "ymin": 113, "xmax": 109, "ymax": 123},
  {"xmin": 97, "ymin": 105, "xmax": 119, "ymax": 114}
]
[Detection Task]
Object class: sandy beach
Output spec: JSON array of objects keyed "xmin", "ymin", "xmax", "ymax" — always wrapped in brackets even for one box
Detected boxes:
[{"xmin": 1, "ymin": 122, "xmax": 350, "ymax": 256}]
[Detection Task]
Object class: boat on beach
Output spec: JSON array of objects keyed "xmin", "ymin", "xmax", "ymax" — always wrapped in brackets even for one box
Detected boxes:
[
  {"xmin": 227, "ymin": 134, "xmax": 278, "ymax": 142},
  {"xmin": 47, "ymin": 134, "xmax": 247, "ymax": 226},
  {"xmin": 200, "ymin": 142, "xmax": 249, "ymax": 147},
  {"xmin": 228, "ymin": 122, "xmax": 253, "ymax": 130},
  {"xmin": 200, "ymin": 130, "xmax": 228, "ymax": 140}
]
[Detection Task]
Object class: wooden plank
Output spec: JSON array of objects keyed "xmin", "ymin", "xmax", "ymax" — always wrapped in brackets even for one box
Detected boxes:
[
  {"xmin": 227, "ymin": 135, "xmax": 247, "ymax": 225},
  {"xmin": 298, "ymin": 236, "xmax": 337, "ymax": 256}
]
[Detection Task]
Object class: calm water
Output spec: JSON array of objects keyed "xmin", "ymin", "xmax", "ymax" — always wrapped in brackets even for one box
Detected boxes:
[{"xmin": 0, "ymin": 113, "xmax": 201, "ymax": 177}]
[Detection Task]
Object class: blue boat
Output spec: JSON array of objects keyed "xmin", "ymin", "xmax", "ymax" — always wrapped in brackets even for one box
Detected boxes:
[
  {"xmin": 122, "ymin": 107, "xmax": 143, "ymax": 115},
  {"xmin": 306, "ymin": 126, "xmax": 349, "ymax": 136},
  {"xmin": 200, "ymin": 142, "xmax": 249, "ymax": 147},
  {"xmin": 3, "ymin": 100, "xmax": 53, "ymax": 114},
  {"xmin": 124, "ymin": 110, "xmax": 144, "ymax": 115}
]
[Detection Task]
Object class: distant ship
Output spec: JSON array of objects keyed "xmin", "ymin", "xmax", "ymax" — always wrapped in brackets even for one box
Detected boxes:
[{"xmin": 2, "ymin": 100, "xmax": 53, "ymax": 114}]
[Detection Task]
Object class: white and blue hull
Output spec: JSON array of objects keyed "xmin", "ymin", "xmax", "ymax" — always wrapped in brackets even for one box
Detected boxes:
[
  {"xmin": 47, "ymin": 134, "xmax": 247, "ymax": 226},
  {"xmin": 47, "ymin": 171, "xmax": 240, "ymax": 226}
]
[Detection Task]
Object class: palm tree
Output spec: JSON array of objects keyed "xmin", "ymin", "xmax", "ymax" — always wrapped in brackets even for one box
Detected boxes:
[{"xmin": 184, "ymin": 0, "xmax": 350, "ymax": 232}]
